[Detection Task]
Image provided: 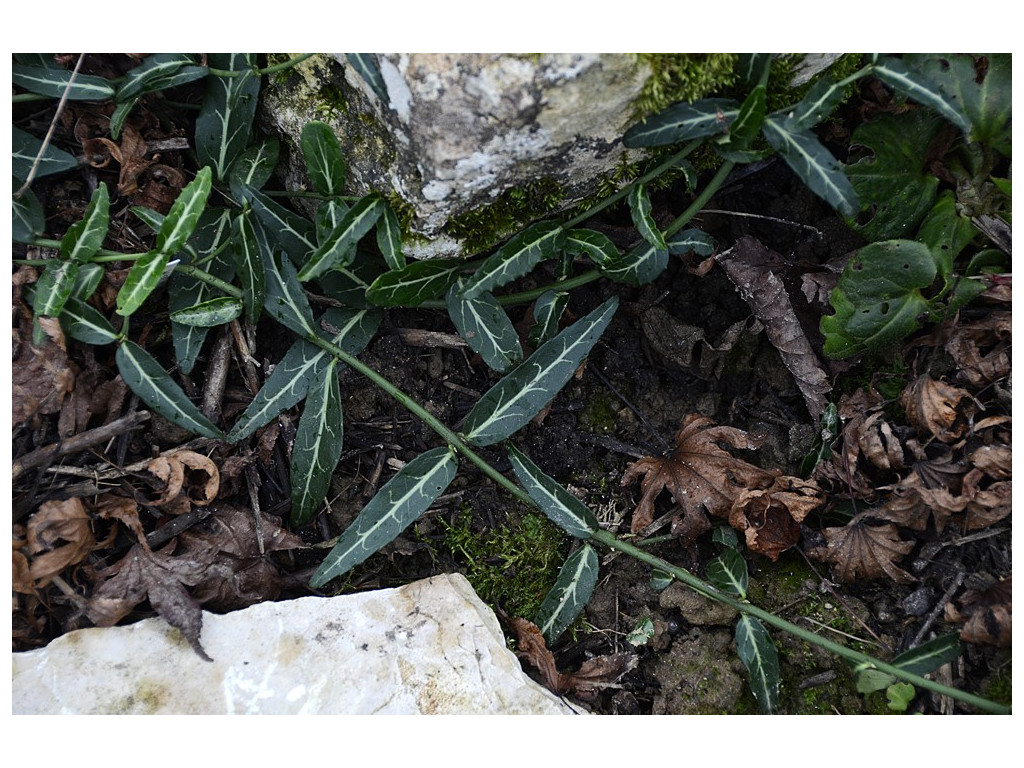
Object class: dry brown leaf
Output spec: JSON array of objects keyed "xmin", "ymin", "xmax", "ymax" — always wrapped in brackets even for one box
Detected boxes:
[
  {"xmin": 621, "ymin": 414, "xmax": 776, "ymax": 535},
  {"xmin": 969, "ymin": 444, "xmax": 1011, "ymax": 479},
  {"xmin": 900, "ymin": 375, "xmax": 973, "ymax": 441},
  {"xmin": 945, "ymin": 575, "xmax": 1011, "ymax": 648},
  {"xmin": 960, "ymin": 470, "xmax": 1011, "ymax": 530},
  {"xmin": 25, "ymin": 498, "xmax": 97, "ymax": 587},
  {"xmin": 12, "ymin": 335, "xmax": 77, "ymax": 428},
  {"xmin": 877, "ymin": 483, "xmax": 964, "ymax": 533},
  {"xmin": 505, "ymin": 614, "xmax": 569, "ymax": 693},
  {"xmin": 856, "ymin": 411, "xmax": 906, "ymax": 472},
  {"xmin": 145, "ymin": 450, "xmax": 220, "ymax": 510},
  {"xmin": 809, "ymin": 515, "xmax": 915, "ymax": 583},
  {"xmin": 93, "ymin": 493, "xmax": 148, "ymax": 548},
  {"xmin": 729, "ymin": 476, "xmax": 823, "ymax": 560},
  {"xmin": 945, "ymin": 311, "xmax": 1011, "ymax": 388}
]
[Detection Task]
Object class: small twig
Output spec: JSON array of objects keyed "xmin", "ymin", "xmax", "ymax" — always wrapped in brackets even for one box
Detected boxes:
[
  {"xmin": 245, "ymin": 464, "xmax": 265, "ymax": 555},
  {"xmin": 700, "ymin": 208, "xmax": 823, "ymax": 237},
  {"xmin": 911, "ymin": 569, "xmax": 965, "ymax": 649},
  {"xmin": 200, "ymin": 328, "xmax": 233, "ymax": 422}
]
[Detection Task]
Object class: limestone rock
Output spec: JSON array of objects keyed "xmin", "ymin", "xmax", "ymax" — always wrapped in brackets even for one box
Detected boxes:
[{"xmin": 12, "ymin": 573, "xmax": 581, "ymax": 715}]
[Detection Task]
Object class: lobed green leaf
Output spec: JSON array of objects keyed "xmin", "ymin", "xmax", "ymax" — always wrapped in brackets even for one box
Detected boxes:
[
  {"xmin": 534, "ymin": 544, "xmax": 599, "ymax": 645},
  {"xmin": 508, "ymin": 445, "xmax": 598, "ymax": 539}
]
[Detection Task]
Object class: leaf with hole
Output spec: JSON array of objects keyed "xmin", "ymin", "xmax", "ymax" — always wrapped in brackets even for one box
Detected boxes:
[
  {"xmin": 345, "ymin": 53, "xmax": 389, "ymax": 103},
  {"xmin": 299, "ymin": 193, "xmax": 384, "ymax": 281},
  {"xmin": 366, "ymin": 259, "xmax": 462, "ymax": 307},
  {"xmin": 458, "ymin": 221, "xmax": 564, "ymax": 300},
  {"xmin": 116, "ymin": 53, "xmax": 207, "ymax": 102},
  {"xmin": 871, "ymin": 56, "xmax": 972, "ymax": 135},
  {"xmin": 534, "ymin": 544, "xmax": 599, "ymax": 645},
  {"xmin": 508, "ymin": 445, "xmax": 598, "ymax": 539},
  {"xmin": 623, "ymin": 98, "xmax": 740, "ymax": 147},
  {"xmin": 310, "ymin": 446, "xmax": 457, "ymax": 587},
  {"xmin": 12, "ymin": 127, "xmax": 78, "ymax": 181},
  {"xmin": 195, "ymin": 53, "xmax": 260, "ymax": 181},
  {"xmin": 628, "ymin": 183, "xmax": 666, "ymax": 251},
  {"xmin": 116, "ymin": 341, "xmax": 223, "ymax": 439},
  {"xmin": 12, "ymin": 64, "xmax": 114, "ymax": 100},
  {"xmin": 564, "ymin": 228, "xmax": 618, "ymax": 267},
  {"xmin": 599, "ymin": 241, "xmax": 668, "ymax": 285},
  {"xmin": 762, "ymin": 116, "xmax": 858, "ymax": 217},
  {"xmin": 462, "ymin": 297, "xmax": 618, "ymax": 446},
  {"xmin": 291, "ymin": 359, "xmax": 344, "ymax": 526},
  {"xmin": 59, "ymin": 296, "xmax": 119, "ymax": 345},
  {"xmin": 528, "ymin": 290, "xmax": 567, "ymax": 347},
  {"xmin": 13, "ymin": 188, "xmax": 45, "ymax": 243},
  {"xmin": 59, "ymin": 182, "xmax": 109, "ymax": 263},
  {"xmin": 706, "ymin": 547, "xmax": 749, "ymax": 598},
  {"xmin": 916, "ymin": 191, "xmax": 978, "ymax": 279},
  {"xmin": 301, "ymin": 121, "xmax": 346, "ymax": 198},
  {"xmin": 375, "ymin": 202, "xmax": 406, "ymax": 271},
  {"xmin": 735, "ymin": 615, "xmax": 780, "ymax": 714},
  {"xmin": 446, "ymin": 281, "xmax": 522, "ymax": 373}
]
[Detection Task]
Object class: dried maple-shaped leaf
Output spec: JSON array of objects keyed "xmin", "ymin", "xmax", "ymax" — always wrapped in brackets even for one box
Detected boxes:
[
  {"xmin": 900, "ymin": 375, "xmax": 973, "ymax": 442},
  {"xmin": 86, "ymin": 541, "xmax": 212, "ymax": 661},
  {"xmin": 25, "ymin": 498, "xmax": 102, "ymax": 588},
  {"xmin": 876, "ymin": 482, "xmax": 964, "ymax": 533},
  {"xmin": 729, "ymin": 476, "xmax": 823, "ymax": 560},
  {"xmin": 622, "ymin": 414, "xmax": 776, "ymax": 535},
  {"xmin": 809, "ymin": 514, "xmax": 915, "ymax": 583},
  {"xmin": 945, "ymin": 575, "xmax": 1011, "ymax": 648}
]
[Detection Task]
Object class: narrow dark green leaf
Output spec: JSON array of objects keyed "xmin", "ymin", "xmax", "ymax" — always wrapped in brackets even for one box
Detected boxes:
[
  {"xmin": 245, "ymin": 187, "xmax": 317, "ymax": 265},
  {"xmin": 726, "ymin": 85, "xmax": 767, "ymax": 149},
  {"xmin": 599, "ymin": 241, "xmax": 668, "ymax": 285},
  {"xmin": 155, "ymin": 167, "xmax": 212, "ymax": 257},
  {"xmin": 231, "ymin": 212, "xmax": 266, "ymax": 322},
  {"xmin": 71, "ymin": 262, "xmax": 104, "ymax": 300},
  {"xmin": 116, "ymin": 250, "xmax": 169, "ymax": 317},
  {"xmin": 116, "ymin": 54, "xmax": 206, "ymax": 102},
  {"xmin": 735, "ymin": 615, "xmax": 780, "ymax": 714},
  {"xmin": 228, "ymin": 139, "xmax": 280, "ymax": 201},
  {"xmin": 462, "ymin": 297, "xmax": 618, "ymax": 446},
  {"xmin": 762, "ymin": 116, "xmax": 858, "ymax": 217},
  {"xmin": 890, "ymin": 634, "xmax": 961, "ymax": 677},
  {"xmin": 12, "ymin": 127, "xmax": 78, "ymax": 180},
  {"xmin": 59, "ymin": 296, "xmax": 119, "ymax": 345},
  {"xmin": 310, "ymin": 447, "xmax": 458, "ymax": 587},
  {"xmin": 195, "ymin": 53, "xmax": 260, "ymax": 181},
  {"xmin": 446, "ymin": 281, "xmax": 522, "ymax": 373},
  {"xmin": 375, "ymin": 203, "xmax": 406, "ymax": 271},
  {"xmin": 301, "ymin": 121, "xmax": 346, "ymax": 198},
  {"xmin": 319, "ymin": 306, "xmax": 383, "ymax": 357},
  {"xmin": 706, "ymin": 548, "xmax": 748, "ymax": 598},
  {"xmin": 116, "ymin": 341, "xmax": 224, "ymax": 439},
  {"xmin": 317, "ymin": 257, "xmax": 383, "ymax": 309},
  {"xmin": 623, "ymin": 98, "xmax": 740, "ymax": 148},
  {"xmin": 528, "ymin": 290, "xmax": 568, "ymax": 347},
  {"xmin": 59, "ymin": 183, "xmax": 109, "ymax": 263},
  {"xmin": 169, "ymin": 296, "xmax": 243, "ymax": 327},
  {"xmin": 564, "ymin": 228, "xmax": 618, "ymax": 267},
  {"xmin": 12, "ymin": 65, "xmax": 114, "ymax": 100},
  {"xmin": 315, "ymin": 199, "xmax": 350, "ymax": 245},
  {"xmin": 345, "ymin": 53, "xmax": 389, "ymax": 103},
  {"xmin": 109, "ymin": 98, "xmax": 136, "ymax": 140},
  {"xmin": 871, "ymin": 56, "xmax": 972, "ymax": 135},
  {"xmin": 534, "ymin": 544, "xmax": 599, "ymax": 645},
  {"xmin": 265, "ymin": 251, "xmax": 318, "ymax": 337},
  {"xmin": 299, "ymin": 193, "xmax": 384, "ymax": 281},
  {"xmin": 13, "ymin": 188, "xmax": 45, "ymax": 243},
  {"xmin": 666, "ymin": 228, "xmax": 715, "ymax": 256},
  {"xmin": 32, "ymin": 260, "xmax": 79, "ymax": 322},
  {"xmin": 365, "ymin": 259, "xmax": 462, "ymax": 307},
  {"xmin": 786, "ymin": 78, "xmax": 848, "ymax": 131},
  {"xmin": 129, "ymin": 205, "xmax": 164, "ymax": 234},
  {"xmin": 508, "ymin": 445, "xmax": 598, "ymax": 539},
  {"xmin": 628, "ymin": 183, "xmax": 667, "ymax": 251},
  {"xmin": 459, "ymin": 221, "xmax": 564, "ymax": 299},
  {"xmin": 291, "ymin": 359, "xmax": 344, "ymax": 526},
  {"xmin": 737, "ymin": 54, "xmax": 772, "ymax": 88}
]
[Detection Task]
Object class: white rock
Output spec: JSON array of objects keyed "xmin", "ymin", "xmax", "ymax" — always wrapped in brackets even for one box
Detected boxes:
[{"xmin": 12, "ymin": 573, "xmax": 581, "ymax": 715}]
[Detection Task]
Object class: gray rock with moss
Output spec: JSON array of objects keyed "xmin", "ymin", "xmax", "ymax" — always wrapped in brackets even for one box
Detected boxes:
[{"xmin": 259, "ymin": 53, "xmax": 738, "ymax": 259}]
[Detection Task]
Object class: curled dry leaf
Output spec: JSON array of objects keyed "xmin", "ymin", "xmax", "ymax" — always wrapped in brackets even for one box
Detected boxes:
[
  {"xmin": 856, "ymin": 411, "xmax": 906, "ymax": 473},
  {"xmin": 25, "ymin": 498, "xmax": 100, "ymax": 588},
  {"xmin": 729, "ymin": 476, "xmax": 823, "ymax": 560},
  {"xmin": 808, "ymin": 515, "xmax": 915, "ymax": 583},
  {"xmin": 969, "ymin": 444, "xmax": 1011, "ymax": 479},
  {"xmin": 12, "ymin": 333, "xmax": 77, "ymax": 428},
  {"xmin": 945, "ymin": 575, "xmax": 1011, "ymax": 648},
  {"xmin": 961, "ymin": 469, "xmax": 1011, "ymax": 530},
  {"xmin": 945, "ymin": 311, "xmax": 1010, "ymax": 389},
  {"xmin": 92, "ymin": 493, "xmax": 148, "ymax": 548},
  {"xmin": 145, "ymin": 450, "xmax": 220, "ymax": 510},
  {"xmin": 621, "ymin": 414, "xmax": 776, "ymax": 536},
  {"xmin": 900, "ymin": 375, "xmax": 974, "ymax": 441}
]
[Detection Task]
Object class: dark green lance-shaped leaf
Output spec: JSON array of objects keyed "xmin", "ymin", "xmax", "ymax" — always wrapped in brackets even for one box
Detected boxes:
[
  {"xmin": 762, "ymin": 116, "xmax": 858, "ymax": 217},
  {"xmin": 155, "ymin": 167, "xmax": 212, "ymax": 257},
  {"xmin": 109, "ymin": 98, "xmax": 136, "ymax": 141},
  {"xmin": 628, "ymin": 183, "xmax": 667, "ymax": 251},
  {"xmin": 458, "ymin": 221, "xmax": 564, "ymax": 300},
  {"xmin": 375, "ymin": 203, "xmax": 406, "ymax": 271},
  {"xmin": 735, "ymin": 615, "xmax": 780, "ymax": 714},
  {"xmin": 317, "ymin": 257, "xmax": 383, "ymax": 309},
  {"xmin": 366, "ymin": 259, "xmax": 462, "ymax": 307},
  {"xmin": 345, "ymin": 53, "xmax": 389, "ymax": 103},
  {"xmin": 116, "ymin": 250, "xmax": 169, "ymax": 317},
  {"xmin": 534, "ymin": 544, "xmax": 599, "ymax": 645},
  {"xmin": 667, "ymin": 228, "xmax": 715, "ymax": 257},
  {"xmin": 508, "ymin": 445, "xmax": 598, "ymax": 539},
  {"xmin": 528, "ymin": 290, "xmax": 568, "ymax": 347},
  {"xmin": 726, "ymin": 85, "xmax": 767, "ymax": 150},
  {"xmin": 169, "ymin": 296, "xmax": 243, "ymax": 327},
  {"xmin": 315, "ymin": 199, "xmax": 350, "ymax": 245},
  {"xmin": 265, "ymin": 251, "xmax": 318, "ymax": 337},
  {"xmin": 623, "ymin": 98, "xmax": 740, "ymax": 148},
  {"xmin": 564, "ymin": 228, "xmax": 618, "ymax": 267},
  {"xmin": 737, "ymin": 53, "xmax": 772, "ymax": 88},
  {"xmin": 32, "ymin": 260, "xmax": 79, "ymax": 326},
  {"xmin": 786, "ymin": 77, "xmax": 849, "ymax": 131},
  {"xmin": 195, "ymin": 53, "xmax": 260, "ymax": 181},
  {"xmin": 917, "ymin": 191, "xmax": 978, "ymax": 279},
  {"xmin": 59, "ymin": 296, "xmax": 119, "ymax": 345},
  {"xmin": 71, "ymin": 262, "xmax": 105, "ymax": 301},
  {"xmin": 228, "ymin": 139, "xmax": 280, "ymax": 201},
  {"xmin": 871, "ymin": 56, "xmax": 972, "ymax": 135},
  {"xmin": 891, "ymin": 634, "xmax": 961, "ymax": 677},
  {"xmin": 12, "ymin": 127, "xmax": 78, "ymax": 180},
  {"xmin": 310, "ymin": 447, "xmax": 458, "ymax": 587},
  {"xmin": 301, "ymin": 121, "xmax": 346, "ymax": 198},
  {"xmin": 116, "ymin": 341, "xmax": 223, "ymax": 439},
  {"xmin": 299, "ymin": 193, "xmax": 384, "ymax": 281},
  {"xmin": 12, "ymin": 64, "xmax": 114, "ymax": 100},
  {"xmin": 231, "ymin": 212, "xmax": 266, "ymax": 322},
  {"xmin": 13, "ymin": 187, "xmax": 45, "ymax": 243},
  {"xmin": 706, "ymin": 547, "xmax": 749, "ymax": 598},
  {"xmin": 291, "ymin": 359, "xmax": 344, "ymax": 526},
  {"xmin": 446, "ymin": 281, "xmax": 522, "ymax": 373},
  {"xmin": 463, "ymin": 297, "xmax": 618, "ymax": 446},
  {"xmin": 129, "ymin": 205, "xmax": 164, "ymax": 234},
  {"xmin": 59, "ymin": 182, "xmax": 109, "ymax": 263},
  {"xmin": 821, "ymin": 239, "xmax": 937, "ymax": 359},
  {"xmin": 116, "ymin": 53, "xmax": 207, "ymax": 102},
  {"xmin": 599, "ymin": 241, "xmax": 668, "ymax": 285},
  {"xmin": 844, "ymin": 111, "xmax": 942, "ymax": 241},
  {"xmin": 244, "ymin": 187, "xmax": 317, "ymax": 265}
]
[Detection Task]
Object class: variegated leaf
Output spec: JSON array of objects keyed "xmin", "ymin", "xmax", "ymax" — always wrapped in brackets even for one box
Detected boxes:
[
  {"xmin": 301, "ymin": 121, "xmax": 346, "ymax": 198},
  {"xmin": 59, "ymin": 296, "xmax": 119, "ymax": 346},
  {"xmin": 458, "ymin": 221, "xmax": 564, "ymax": 299},
  {"xmin": 628, "ymin": 183, "xmax": 667, "ymax": 251},
  {"xmin": 291, "ymin": 359, "xmax": 344, "ymax": 526},
  {"xmin": 116, "ymin": 53, "xmax": 207, "ymax": 102},
  {"xmin": 169, "ymin": 296, "xmax": 243, "ymax": 327},
  {"xmin": 508, "ymin": 445, "xmax": 598, "ymax": 539},
  {"xmin": 59, "ymin": 182, "xmax": 109, "ymax": 263},
  {"xmin": 195, "ymin": 53, "xmax": 260, "ymax": 181},
  {"xmin": 564, "ymin": 228, "xmax": 619, "ymax": 267},
  {"xmin": 299, "ymin": 193, "xmax": 384, "ymax": 281},
  {"xmin": 155, "ymin": 167, "xmax": 212, "ymax": 257},
  {"xmin": 623, "ymin": 98, "xmax": 740, "ymax": 147},
  {"xmin": 735, "ymin": 616, "xmax": 780, "ymax": 714},
  {"xmin": 345, "ymin": 53, "xmax": 389, "ymax": 103},
  {"xmin": 231, "ymin": 212, "xmax": 266, "ymax": 322},
  {"xmin": 13, "ymin": 188, "xmax": 45, "ymax": 243},
  {"xmin": 534, "ymin": 544, "xmax": 599, "ymax": 645},
  {"xmin": 228, "ymin": 139, "xmax": 280, "ymax": 201},
  {"xmin": 12, "ymin": 64, "xmax": 114, "ymax": 100},
  {"xmin": 265, "ymin": 252, "xmax": 318, "ymax": 338},
  {"xmin": 599, "ymin": 241, "xmax": 668, "ymax": 285},
  {"xmin": 446, "ymin": 280, "xmax": 522, "ymax": 373},
  {"xmin": 244, "ymin": 187, "xmax": 317, "ymax": 265},
  {"xmin": 871, "ymin": 56, "xmax": 972, "ymax": 135},
  {"xmin": 365, "ymin": 259, "xmax": 462, "ymax": 307},
  {"xmin": 527, "ymin": 290, "xmax": 567, "ymax": 347},
  {"xmin": 12, "ymin": 127, "xmax": 78, "ymax": 181},
  {"xmin": 375, "ymin": 202, "xmax": 406, "ymax": 271},
  {"xmin": 116, "ymin": 250, "xmax": 170, "ymax": 317}
]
